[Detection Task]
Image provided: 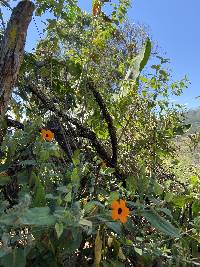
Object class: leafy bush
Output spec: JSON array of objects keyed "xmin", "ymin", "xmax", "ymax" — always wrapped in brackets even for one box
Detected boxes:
[{"xmin": 0, "ymin": 1, "xmax": 199, "ymax": 266}]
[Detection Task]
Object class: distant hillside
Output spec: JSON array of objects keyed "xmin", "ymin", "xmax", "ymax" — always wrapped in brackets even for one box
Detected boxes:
[
  {"xmin": 185, "ymin": 107, "xmax": 200, "ymax": 133},
  {"xmin": 172, "ymin": 107, "xmax": 200, "ymax": 168}
]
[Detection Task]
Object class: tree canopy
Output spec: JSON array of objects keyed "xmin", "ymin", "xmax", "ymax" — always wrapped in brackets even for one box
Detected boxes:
[{"xmin": 0, "ymin": 1, "xmax": 199, "ymax": 267}]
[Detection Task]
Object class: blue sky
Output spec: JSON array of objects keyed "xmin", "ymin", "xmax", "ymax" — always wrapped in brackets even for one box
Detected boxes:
[
  {"xmin": 2, "ymin": 0, "xmax": 200, "ymax": 109},
  {"xmin": 129, "ymin": 0, "xmax": 200, "ymax": 109},
  {"xmin": 79, "ymin": 0, "xmax": 200, "ymax": 109}
]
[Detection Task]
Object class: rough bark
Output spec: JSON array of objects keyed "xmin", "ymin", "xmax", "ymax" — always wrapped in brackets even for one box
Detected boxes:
[{"xmin": 0, "ymin": 0, "xmax": 35, "ymax": 118}]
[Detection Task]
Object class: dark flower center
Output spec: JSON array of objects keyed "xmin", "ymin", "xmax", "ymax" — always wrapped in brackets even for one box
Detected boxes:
[
  {"xmin": 118, "ymin": 208, "xmax": 122, "ymax": 215},
  {"xmin": 46, "ymin": 134, "xmax": 49, "ymax": 137}
]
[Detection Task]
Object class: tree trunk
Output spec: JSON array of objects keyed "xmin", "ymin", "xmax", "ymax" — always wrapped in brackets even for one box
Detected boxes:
[
  {"xmin": 0, "ymin": 0, "xmax": 35, "ymax": 117},
  {"xmin": 0, "ymin": 0, "xmax": 35, "ymax": 143}
]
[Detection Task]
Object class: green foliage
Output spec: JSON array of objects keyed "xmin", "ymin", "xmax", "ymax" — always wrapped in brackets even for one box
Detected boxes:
[
  {"xmin": 0, "ymin": 0, "xmax": 198, "ymax": 266},
  {"xmin": 141, "ymin": 209, "xmax": 180, "ymax": 238},
  {"xmin": 139, "ymin": 37, "xmax": 151, "ymax": 72},
  {"xmin": 0, "ymin": 248, "xmax": 27, "ymax": 267}
]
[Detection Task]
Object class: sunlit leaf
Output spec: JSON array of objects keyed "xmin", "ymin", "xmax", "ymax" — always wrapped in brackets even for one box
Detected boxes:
[
  {"xmin": 141, "ymin": 209, "xmax": 180, "ymax": 237},
  {"xmin": 55, "ymin": 222, "xmax": 64, "ymax": 239}
]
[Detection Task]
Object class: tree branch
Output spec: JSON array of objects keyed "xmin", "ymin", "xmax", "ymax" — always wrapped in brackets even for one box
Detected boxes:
[
  {"xmin": 0, "ymin": 0, "xmax": 35, "ymax": 118},
  {"xmin": 88, "ymin": 81, "xmax": 118, "ymax": 167},
  {"xmin": 5, "ymin": 117, "xmax": 24, "ymax": 130},
  {"xmin": 27, "ymin": 84, "xmax": 114, "ymax": 166}
]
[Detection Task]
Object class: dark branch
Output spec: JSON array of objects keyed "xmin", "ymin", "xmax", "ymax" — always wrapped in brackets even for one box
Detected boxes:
[
  {"xmin": 5, "ymin": 117, "xmax": 24, "ymax": 130},
  {"xmin": 2, "ymin": 114, "xmax": 127, "ymax": 186},
  {"xmin": 27, "ymin": 83, "xmax": 113, "ymax": 166},
  {"xmin": 88, "ymin": 81, "xmax": 118, "ymax": 167}
]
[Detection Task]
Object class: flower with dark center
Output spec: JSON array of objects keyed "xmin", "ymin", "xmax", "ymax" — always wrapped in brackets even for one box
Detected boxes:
[
  {"xmin": 111, "ymin": 199, "xmax": 129, "ymax": 224},
  {"xmin": 41, "ymin": 129, "xmax": 54, "ymax": 142}
]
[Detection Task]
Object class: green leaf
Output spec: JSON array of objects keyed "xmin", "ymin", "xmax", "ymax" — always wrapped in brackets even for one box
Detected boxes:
[
  {"xmin": 109, "ymin": 260, "xmax": 125, "ymax": 267},
  {"xmin": 105, "ymin": 221, "xmax": 122, "ymax": 234},
  {"xmin": 153, "ymin": 181, "xmax": 163, "ymax": 195},
  {"xmin": 0, "ymin": 164, "xmax": 9, "ymax": 172},
  {"xmin": 164, "ymin": 192, "xmax": 174, "ymax": 202},
  {"xmin": 102, "ymin": 261, "xmax": 110, "ymax": 267},
  {"xmin": 63, "ymin": 229, "xmax": 82, "ymax": 254},
  {"xmin": 20, "ymin": 160, "xmax": 37, "ymax": 166},
  {"xmin": 98, "ymin": 215, "xmax": 122, "ymax": 233},
  {"xmin": 190, "ymin": 175, "xmax": 198, "ymax": 186},
  {"xmin": 71, "ymin": 167, "xmax": 80, "ymax": 185},
  {"xmin": 79, "ymin": 218, "xmax": 92, "ymax": 228},
  {"xmin": 67, "ymin": 60, "xmax": 82, "ymax": 78},
  {"xmin": 118, "ymin": 247, "xmax": 126, "ymax": 260},
  {"xmin": 172, "ymin": 195, "xmax": 189, "ymax": 208},
  {"xmin": 0, "ymin": 248, "xmax": 26, "ymax": 267},
  {"xmin": 84, "ymin": 201, "xmax": 104, "ymax": 214},
  {"xmin": 123, "ymin": 39, "xmax": 151, "ymax": 85},
  {"xmin": 104, "ymin": 167, "xmax": 115, "ymax": 175},
  {"xmin": 139, "ymin": 38, "xmax": 151, "ymax": 72},
  {"xmin": 84, "ymin": 202, "xmax": 96, "ymax": 214},
  {"xmin": 55, "ymin": 222, "xmax": 64, "ymax": 239},
  {"xmin": 64, "ymin": 192, "xmax": 72, "ymax": 203},
  {"xmin": 108, "ymin": 191, "xmax": 119, "ymax": 205},
  {"xmin": 0, "ymin": 213, "xmax": 18, "ymax": 226},
  {"xmin": 0, "ymin": 174, "xmax": 11, "ymax": 186},
  {"xmin": 159, "ymin": 208, "xmax": 173, "ymax": 218},
  {"xmin": 134, "ymin": 247, "xmax": 143, "ymax": 256},
  {"xmin": 32, "ymin": 173, "xmax": 46, "ymax": 207},
  {"xmin": 19, "ymin": 207, "xmax": 56, "ymax": 226},
  {"xmin": 72, "ymin": 149, "xmax": 80, "ymax": 166},
  {"xmin": 126, "ymin": 176, "xmax": 137, "ymax": 194},
  {"xmin": 151, "ymin": 64, "xmax": 160, "ymax": 71},
  {"xmin": 57, "ymin": 186, "xmax": 67, "ymax": 193},
  {"xmin": 192, "ymin": 201, "xmax": 200, "ymax": 216},
  {"xmin": 173, "ymin": 124, "xmax": 191, "ymax": 135},
  {"xmin": 0, "ymin": 247, "xmax": 11, "ymax": 258},
  {"xmin": 39, "ymin": 150, "xmax": 50, "ymax": 161},
  {"xmin": 141, "ymin": 209, "xmax": 180, "ymax": 237},
  {"xmin": 137, "ymin": 174, "xmax": 149, "ymax": 194}
]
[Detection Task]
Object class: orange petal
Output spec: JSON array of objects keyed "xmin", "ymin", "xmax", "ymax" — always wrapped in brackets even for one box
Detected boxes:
[
  {"xmin": 111, "ymin": 200, "xmax": 120, "ymax": 210},
  {"xmin": 41, "ymin": 129, "xmax": 46, "ymax": 135},
  {"xmin": 119, "ymin": 199, "xmax": 126, "ymax": 208},
  {"xmin": 41, "ymin": 129, "xmax": 47, "ymax": 139},
  {"xmin": 122, "ymin": 207, "xmax": 129, "ymax": 217},
  {"xmin": 46, "ymin": 130, "xmax": 54, "ymax": 141},
  {"xmin": 119, "ymin": 215, "xmax": 128, "ymax": 224},
  {"xmin": 112, "ymin": 210, "xmax": 120, "ymax": 220}
]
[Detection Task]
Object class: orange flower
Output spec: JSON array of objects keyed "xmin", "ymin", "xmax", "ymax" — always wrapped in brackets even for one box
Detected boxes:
[
  {"xmin": 93, "ymin": 1, "xmax": 101, "ymax": 17},
  {"xmin": 111, "ymin": 199, "xmax": 129, "ymax": 224},
  {"xmin": 41, "ymin": 129, "xmax": 54, "ymax": 141}
]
